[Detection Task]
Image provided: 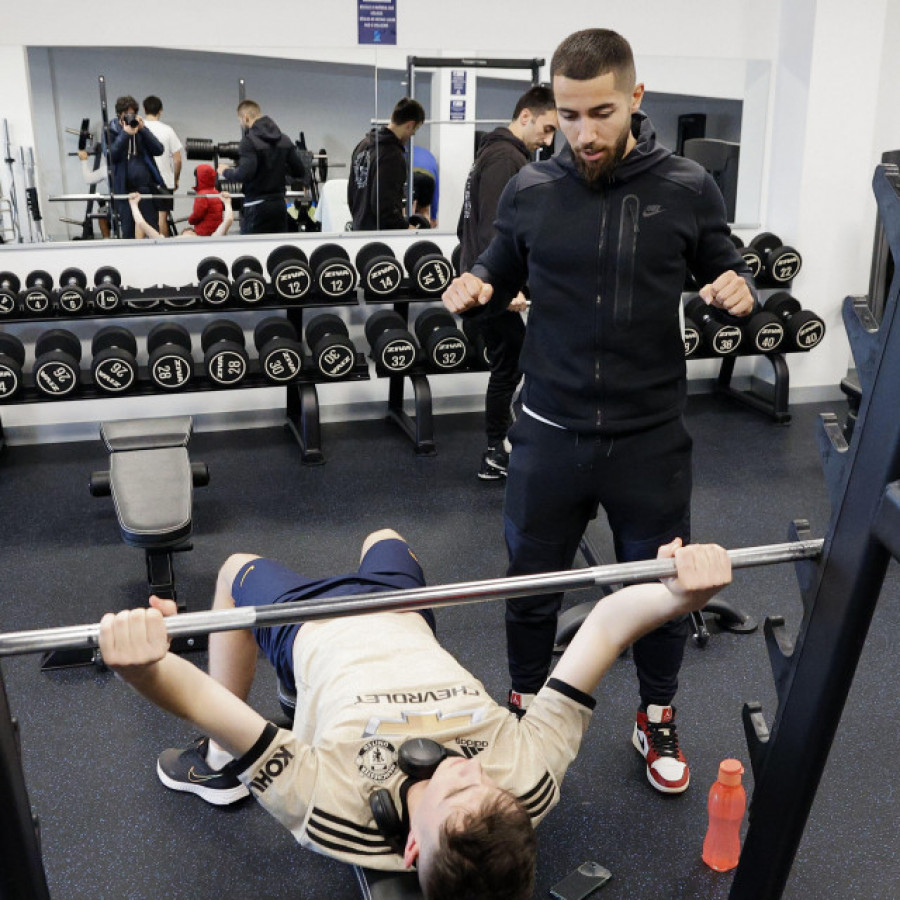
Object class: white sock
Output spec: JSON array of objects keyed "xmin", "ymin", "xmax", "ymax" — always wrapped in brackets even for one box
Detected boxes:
[{"xmin": 206, "ymin": 740, "xmax": 234, "ymax": 770}]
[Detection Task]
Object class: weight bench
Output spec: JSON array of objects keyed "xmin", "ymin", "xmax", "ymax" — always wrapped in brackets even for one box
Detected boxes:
[{"xmin": 42, "ymin": 416, "xmax": 209, "ymax": 669}]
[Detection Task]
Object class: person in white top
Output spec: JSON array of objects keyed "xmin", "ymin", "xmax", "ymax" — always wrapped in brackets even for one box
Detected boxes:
[
  {"xmin": 142, "ymin": 95, "xmax": 183, "ymax": 235},
  {"xmin": 98, "ymin": 528, "xmax": 731, "ymax": 900}
]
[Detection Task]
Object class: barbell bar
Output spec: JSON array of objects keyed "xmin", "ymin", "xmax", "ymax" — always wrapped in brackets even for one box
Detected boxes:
[
  {"xmin": 49, "ymin": 192, "xmax": 310, "ymax": 202},
  {"xmin": 0, "ymin": 539, "xmax": 823, "ymax": 659}
]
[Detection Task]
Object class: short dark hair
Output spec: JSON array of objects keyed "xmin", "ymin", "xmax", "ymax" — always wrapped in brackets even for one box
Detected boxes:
[
  {"xmin": 550, "ymin": 28, "xmax": 636, "ymax": 91},
  {"xmin": 142, "ymin": 95, "xmax": 163, "ymax": 116},
  {"xmin": 420, "ymin": 792, "xmax": 537, "ymax": 900},
  {"xmin": 391, "ymin": 97, "xmax": 426, "ymax": 127},
  {"xmin": 114, "ymin": 95, "xmax": 139, "ymax": 116},
  {"xmin": 512, "ymin": 85, "xmax": 555, "ymax": 121},
  {"xmin": 237, "ymin": 99, "xmax": 262, "ymax": 118}
]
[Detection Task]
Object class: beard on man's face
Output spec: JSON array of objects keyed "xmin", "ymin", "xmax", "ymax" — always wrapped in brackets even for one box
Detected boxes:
[{"xmin": 573, "ymin": 122, "xmax": 630, "ymax": 187}]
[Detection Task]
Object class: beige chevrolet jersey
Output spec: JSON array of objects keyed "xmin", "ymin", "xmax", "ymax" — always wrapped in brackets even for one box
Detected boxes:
[{"xmin": 233, "ymin": 611, "xmax": 594, "ymax": 871}]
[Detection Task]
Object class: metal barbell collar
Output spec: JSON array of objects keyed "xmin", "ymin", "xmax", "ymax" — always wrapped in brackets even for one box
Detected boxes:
[{"xmin": 0, "ymin": 539, "xmax": 823, "ymax": 659}]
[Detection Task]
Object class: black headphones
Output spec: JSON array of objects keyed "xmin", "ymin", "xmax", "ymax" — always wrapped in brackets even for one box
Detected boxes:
[{"xmin": 369, "ymin": 738, "xmax": 462, "ymax": 855}]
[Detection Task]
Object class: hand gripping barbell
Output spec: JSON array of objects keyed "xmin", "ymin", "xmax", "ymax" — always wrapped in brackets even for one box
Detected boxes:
[{"xmin": 0, "ymin": 539, "xmax": 823, "ymax": 658}]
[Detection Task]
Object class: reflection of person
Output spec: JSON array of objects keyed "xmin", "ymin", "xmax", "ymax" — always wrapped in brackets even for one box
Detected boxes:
[
  {"xmin": 348, "ymin": 97, "xmax": 425, "ymax": 231},
  {"xmin": 443, "ymin": 29, "xmax": 755, "ymax": 794},
  {"xmin": 142, "ymin": 95, "xmax": 183, "ymax": 236},
  {"xmin": 128, "ymin": 190, "xmax": 232, "ymax": 239},
  {"xmin": 77, "ymin": 148, "xmax": 111, "ymax": 238},
  {"xmin": 456, "ymin": 85, "xmax": 558, "ymax": 481},
  {"xmin": 99, "ymin": 528, "xmax": 731, "ymax": 899},
  {"xmin": 108, "ymin": 95, "xmax": 166, "ymax": 239},
  {"xmin": 411, "ymin": 144, "xmax": 439, "ymax": 227},
  {"xmin": 217, "ymin": 100, "xmax": 307, "ymax": 235},
  {"xmin": 187, "ymin": 164, "xmax": 224, "ymax": 236}
]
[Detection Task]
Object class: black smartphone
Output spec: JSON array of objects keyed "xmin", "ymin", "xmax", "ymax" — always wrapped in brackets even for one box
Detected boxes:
[{"xmin": 549, "ymin": 861, "xmax": 613, "ymax": 900}]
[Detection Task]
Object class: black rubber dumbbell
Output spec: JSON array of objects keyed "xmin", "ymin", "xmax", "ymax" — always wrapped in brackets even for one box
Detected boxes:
[
  {"xmin": 741, "ymin": 309, "xmax": 785, "ymax": 354},
  {"xmin": 21, "ymin": 270, "xmax": 54, "ymax": 315},
  {"xmin": 231, "ymin": 256, "xmax": 267, "ymax": 305},
  {"xmin": 305, "ymin": 313, "xmax": 358, "ymax": 379},
  {"xmin": 682, "ymin": 305, "xmax": 702, "ymax": 359},
  {"xmin": 201, "ymin": 319, "xmax": 250, "ymax": 388},
  {"xmin": 309, "ymin": 243, "xmax": 357, "ymax": 301},
  {"xmin": 254, "ymin": 317, "xmax": 304, "ymax": 384},
  {"xmin": 56, "ymin": 267, "xmax": 89, "ymax": 315},
  {"xmin": 403, "ymin": 241, "xmax": 454, "ymax": 297},
  {"xmin": 147, "ymin": 321, "xmax": 194, "ymax": 390},
  {"xmin": 92, "ymin": 266, "xmax": 123, "ymax": 313},
  {"xmin": 33, "ymin": 328, "xmax": 82, "ymax": 397},
  {"xmin": 414, "ymin": 308, "xmax": 471, "ymax": 371},
  {"xmin": 266, "ymin": 246, "xmax": 313, "ymax": 303},
  {"xmin": 461, "ymin": 317, "xmax": 490, "ymax": 368},
  {"xmin": 749, "ymin": 232, "xmax": 802, "ymax": 285},
  {"xmin": 0, "ymin": 272, "xmax": 21, "ymax": 317},
  {"xmin": 197, "ymin": 256, "xmax": 231, "ymax": 306},
  {"xmin": 763, "ymin": 292, "xmax": 826, "ymax": 350},
  {"xmin": 684, "ymin": 297, "xmax": 742, "ymax": 356},
  {"xmin": 364, "ymin": 309, "xmax": 419, "ymax": 374},
  {"xmin": 0, "ymin": 332, "xmax": 25, "ymax": 399},
  {"xmin": 355, "ymin": 242, "xmax": 404, "ymax": 298},
  {"xmin": 731, "ymin": 235, "xmax": 763, "ymax": 281},
  {"xmin": 90, "ymin": 325, "xmax": 139, "ymax": 394}
]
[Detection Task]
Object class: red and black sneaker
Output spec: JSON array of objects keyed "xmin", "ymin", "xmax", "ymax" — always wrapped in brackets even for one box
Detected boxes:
[{"xmin": 632, "ymin": 704, "xmax": 690, "ymax": 794}]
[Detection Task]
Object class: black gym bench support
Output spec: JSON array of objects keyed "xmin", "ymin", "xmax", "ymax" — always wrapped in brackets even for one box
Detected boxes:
[{"xmin": 41, "ymin": 416, "xmax": 208, "ymax": 669}]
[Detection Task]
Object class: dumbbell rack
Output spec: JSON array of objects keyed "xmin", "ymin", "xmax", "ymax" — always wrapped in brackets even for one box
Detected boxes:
[
  {"xmin": 0, "ymin": 281, "xmax": 373, "ymax": 465},
  {"xmin": 361, "ymin": 287, "xmax": 490, "ymax": 457},
  {"xmin": 726, "ymin": 162, "xmax": 900, "ymax": 897}
]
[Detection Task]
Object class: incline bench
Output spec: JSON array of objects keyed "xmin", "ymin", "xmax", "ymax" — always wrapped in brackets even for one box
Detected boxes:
[{"xmin": 41, "ymin": 416, "xmax": 209, "ymax": 669}]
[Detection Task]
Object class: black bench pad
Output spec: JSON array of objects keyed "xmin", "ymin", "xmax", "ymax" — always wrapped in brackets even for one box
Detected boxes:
[
  {"xmin": 108, "ymin": 447, "xmax": 192, "ymax": 548},
  {"xmin": 100, "ymin": 416, "xmax": 195, "ymax": 549}
]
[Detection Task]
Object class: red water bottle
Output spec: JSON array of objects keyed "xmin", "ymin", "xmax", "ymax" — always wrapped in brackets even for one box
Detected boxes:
[{"xmin": 702, "ymin": 758, "xmax": 746, "ymax": 871}]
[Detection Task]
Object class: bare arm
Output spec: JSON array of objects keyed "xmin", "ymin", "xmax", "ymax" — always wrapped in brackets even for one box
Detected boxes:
[
  {"xmin": 100, "ymin": 605, "xmax": 268, "ymax": 758},
  {"xmin": 551, "ymin": 541, "xmax": 731, "ymax": 696}
]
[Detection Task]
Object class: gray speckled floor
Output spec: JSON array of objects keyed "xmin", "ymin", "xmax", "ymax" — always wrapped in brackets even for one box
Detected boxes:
[{"xmin": 0, "ymin": 395, "xmax": 897, "ymax": 899}]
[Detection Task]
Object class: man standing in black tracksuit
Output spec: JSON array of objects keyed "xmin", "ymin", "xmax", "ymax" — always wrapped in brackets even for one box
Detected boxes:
[
  {"xmin": 457, "ymin": 85, "xmax": 558, "ymax": 481},
  {"xmin": 444, "ymin": 29, "xmax": 756, "ymax": 796},
  {"xmin": 218, "ymin": 100, "xmax": 307, "ymax": 235},
  {"xmin": 348, "ymin": 97, "xmax": 426, "ymax": 231}
]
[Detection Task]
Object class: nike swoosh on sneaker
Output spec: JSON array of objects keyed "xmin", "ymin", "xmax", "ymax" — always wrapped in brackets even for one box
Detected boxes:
[
  {"xmin": 637, "ymin": 731, "xmax": 649, "ymax": 754},
  {"xmin": 188, "ymin": 766, "xmax": 224, "ymax": 783}
]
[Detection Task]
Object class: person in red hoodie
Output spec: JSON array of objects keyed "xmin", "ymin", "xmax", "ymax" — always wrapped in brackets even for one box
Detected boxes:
[{"xmin": 187, "ymin": 163, "xmax": 225, "ymax": 236}]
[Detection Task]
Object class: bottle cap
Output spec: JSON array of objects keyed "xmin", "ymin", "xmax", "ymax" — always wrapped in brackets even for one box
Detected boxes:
[{"xmin": 718, "ymin": 758, "xmax": 744, "ymax": 786}]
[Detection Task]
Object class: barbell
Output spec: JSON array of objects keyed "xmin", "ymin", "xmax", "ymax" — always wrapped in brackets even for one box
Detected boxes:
[
  {"xmin": 0, "ymin": 538, "xmax": 823, "ymax": 659},
  {"xmin": 49, "ymin": 192, "xmax": 309, "ymax": 202}
]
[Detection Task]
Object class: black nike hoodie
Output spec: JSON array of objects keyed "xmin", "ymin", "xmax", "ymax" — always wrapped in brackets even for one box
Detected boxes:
[{"xmin": 472, "ymin": 111, "xmax": 756, "ymax": 434}]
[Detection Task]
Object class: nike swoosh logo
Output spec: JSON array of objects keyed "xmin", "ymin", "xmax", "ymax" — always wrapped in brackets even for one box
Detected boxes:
[
  {"xmin": 643, "ymin": 206, "xmax": 664, "ymax": 218},
  {"xmin": 188, "ymin": 766, "xmax": 222, "ymax": 783},
  {"xmin": 239, "ymin": 565, "xmax": 255, "ymax": 587}
]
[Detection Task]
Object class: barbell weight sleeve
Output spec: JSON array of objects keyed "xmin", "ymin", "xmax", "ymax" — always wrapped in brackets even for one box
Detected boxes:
[{"xmin": 0, "ymin": 539, "xmax": 823, "ymax": 659}]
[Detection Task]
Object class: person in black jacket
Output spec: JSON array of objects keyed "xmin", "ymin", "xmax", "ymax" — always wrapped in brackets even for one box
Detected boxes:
[
  {"xmin": 348, "ymin": 97, "xmax": 426, "ymax": 231},
  {"xmin": 218, "ymin": 100, "xmax": 307, "ymax": 235},
  {"xmin": 107, "ymin": 95, "xmax": 165, "ymax": 239},
  {"xmin": 457, "ymin": 85, "xmax": 558, "ymax": 480},
  {"xmin": 443, "ymin": 29, "xmax": 755, "ymax": 796}
]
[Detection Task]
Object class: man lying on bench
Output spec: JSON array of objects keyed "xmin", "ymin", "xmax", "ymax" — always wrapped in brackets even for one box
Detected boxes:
[{"xmin": 98, "ymin": 529, "xmax": 731, "ymax": 900}]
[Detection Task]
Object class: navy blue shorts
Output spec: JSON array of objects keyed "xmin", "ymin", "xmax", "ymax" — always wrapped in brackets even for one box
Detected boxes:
[{"xmin": 232, "ymin": 538, "xmax": 432, "ymax": 691}]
